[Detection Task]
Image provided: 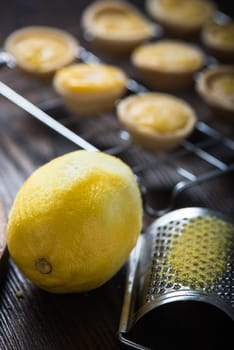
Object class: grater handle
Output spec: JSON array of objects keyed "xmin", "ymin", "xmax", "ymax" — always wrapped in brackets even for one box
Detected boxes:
[
  {"xmin": 118, "ymin": 235, "xmax": 151, "ymax": 350},
  {"xmin": 144, "ymin": 164, "xmax": 234, "ymax": 217}
]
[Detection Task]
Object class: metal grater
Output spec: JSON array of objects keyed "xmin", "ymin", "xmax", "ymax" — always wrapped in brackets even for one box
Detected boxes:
[
  {"xmin": 0, "ymin": 46, "xmax": 234, "ymax": 349},
  {"xmin": 119, "ymin": 207, "xmax": 234, "ymax": 350}
]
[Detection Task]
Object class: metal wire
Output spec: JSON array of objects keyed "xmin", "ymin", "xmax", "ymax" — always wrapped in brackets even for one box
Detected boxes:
[{"xmin": 0, "ymin": 48, "xmax": 233, "ymax": 217}]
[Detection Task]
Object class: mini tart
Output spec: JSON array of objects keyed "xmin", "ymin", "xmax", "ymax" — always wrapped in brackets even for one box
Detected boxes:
[
  {"xmin": 117, "ymin": 93, "xmax": 196, "ymax": 151},
  {"xmin": 81, "ymin": 0, "xmax": 155, "ymax": 55},
  {"xmin": 196, "ymin": 65, "xmax": 234, "ymax": 121},
  {"xmin": 131, "ymin": 40, "xmax": 205, "ymax": 91},
  {"xmin": 53, "ymin": 63, "xmax": 127, "ymax": 116},
  {"xmin": 4, "ymin": 26, "xmax": 79, "ymax": 76},
  {"xmin": 146, "ymin": 0, "xmax": 216, "ymax": 37},
  {"xmin": 201, "ymin": 20, "xmax": 234, "ymax": 63}
]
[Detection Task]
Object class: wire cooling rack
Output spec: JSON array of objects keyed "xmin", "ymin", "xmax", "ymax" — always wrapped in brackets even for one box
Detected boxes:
[
  {"xmin": 0, "ymin": 42, "xmax": 234, "ymax": 218},
  {"xmin": 40, "ymin": 75, "xmax": 234, "ymax": 217}
]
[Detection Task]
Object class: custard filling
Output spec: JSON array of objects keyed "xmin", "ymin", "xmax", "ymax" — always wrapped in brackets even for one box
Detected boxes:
[
  {"xmin": 211, "ymin": 75, "xmax": 234, "ymax": 104},
  {"xmin": 133, "ymin": 42, "xmax": 203, "ymax": 70},
  {"xmin": 156, "ymin": 0, "xmax": 214, "ymax": 26},
  {"xmin": 55, "ymin": 63, "xmax": 126, "ymax": 93},
  {"xmin": 127, "ymin": 97, "xmax": 189, "ymax": 133},
  {"xmin": 206, "ymin": 22, "xmax": 234, "ymax": 49},
  {"xmin": 13, "ymin": 34, "xmax": 72, "ymax": 69},
  {"xmin": 93, "ymin": 7, "xmax": 151, "ymax": 37}
]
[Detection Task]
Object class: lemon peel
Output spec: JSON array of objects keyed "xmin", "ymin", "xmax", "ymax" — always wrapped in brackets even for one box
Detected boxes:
[{"xmin": 7, "ymin": 150, "xmax": 142, "ymax": 293}]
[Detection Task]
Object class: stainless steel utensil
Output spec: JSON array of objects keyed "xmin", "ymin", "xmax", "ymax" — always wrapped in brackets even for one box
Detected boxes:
[{"xmin": 119, "ymin": 207, "xmax": 234, "ymax": 349}]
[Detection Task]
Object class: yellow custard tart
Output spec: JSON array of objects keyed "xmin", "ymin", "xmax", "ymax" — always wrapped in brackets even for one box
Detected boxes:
[
  {"xmin": 117, "ymin": 93, "xmax": 197, "ymax": 151},
  {"xmin": 196, "ymin": 65, "xmax": 234, "ymax": 121},
  {"xmin": 4, "ymin": 26, "xmax": 79, "ymax": 77},
  {"xmin": 146, "ymin": 0, "xmax": 216, "ymax": 37},
  {"xmin": 202, "ymin": 19, "xmax": 234, "ymax": 63},
  {"xmin": 53, "ymin": 63, "xmax": 127, "ymax": 116},
  {"xmin": 81, "ymin": 0, "xmax": 155, "ymax": 55},
  {"xmin": 131, "ymin": 40, "xmax": 205, "ymax": 90}
]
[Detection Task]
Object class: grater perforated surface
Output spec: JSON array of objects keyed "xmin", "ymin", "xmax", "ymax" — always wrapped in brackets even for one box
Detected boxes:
[
  {"xmin": 119, "ymin": 207, "xmax": 234, "ymax": 350},
  {"xmin": 133, "ymin": 208, "xmax": 234, "ymax": 324},
  {"xmin": 144, "ymin": 215, "xmax": 234, "ymax": 305}
]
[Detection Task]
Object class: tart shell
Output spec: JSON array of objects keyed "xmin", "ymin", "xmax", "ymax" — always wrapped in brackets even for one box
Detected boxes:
[
  {"xmin": 196, "ymin": 65, "xmax": 234, "ymax": 122},
  {"xmin": 146, "ymin": 0, "xmax": 216, "ymax": 38},
  {"xmin": 53, "ymin": 63, "xmax": 127, "ymax": 116},
  {"xmin": 117, "ymin": 93, "xmax": 197, "ymax": 151},
  {"xmin": 131, "ymin": 41, "xmax": 205, "ymax": 91},
  {"xmin": 81, "ymin": 0, "xmax": 155, "ymax": 56},
  {"xmin": 4, "ymin": 26, "xmax": 79, "ymax": 77},
  {"xmin": 201, "ymin": 21, "xmax": 234, "ymax": 64}
]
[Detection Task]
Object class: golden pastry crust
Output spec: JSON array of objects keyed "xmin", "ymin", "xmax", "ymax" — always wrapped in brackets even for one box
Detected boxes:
[
  {"xmin": 201, "ymin": 20, "xmax": 234, "ymax": 63},
  {"xmin": 4, "ymin": 26, "xmax": 79, "ymax": 77},
  {"xmin": 117, "ymin": 92, "xmax": 197, "ymax": 151},
  {"xmin": 81, "ymin": 0, "xmax": 155, "ymax": 55},
  {"xmin": 53, "ymin": 63, "xmax": 127, "ymax": 116},
  {"xmin": 131, "ymin": 40, "xmax": 205, "ymax": 90},
  {"xmin": 146, "ymin": 0, "xmax": 216, "ymax": 37},
  {"xmin": 196, "ymin": 65, "xmax": 234, "ymax": 121}
]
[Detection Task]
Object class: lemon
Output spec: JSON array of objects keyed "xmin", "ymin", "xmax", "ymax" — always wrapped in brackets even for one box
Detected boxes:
[{"xmin": 7, "ymin": 150, "xmax": 142, "ymax": 293}]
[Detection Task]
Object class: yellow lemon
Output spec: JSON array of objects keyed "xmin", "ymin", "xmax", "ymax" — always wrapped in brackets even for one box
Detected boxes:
[{"xmin": 7, "ymin": 150, "xmax": 142, "ymax": 293}]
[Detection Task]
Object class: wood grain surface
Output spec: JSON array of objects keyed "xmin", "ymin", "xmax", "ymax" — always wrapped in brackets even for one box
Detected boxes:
[
  {"xmin": 0, "ymin": 1, "xmax": 233, "ymax": 350},
  {"xmin": 0, "ymin": 195, "xmax": 8, "ymax": 284}
]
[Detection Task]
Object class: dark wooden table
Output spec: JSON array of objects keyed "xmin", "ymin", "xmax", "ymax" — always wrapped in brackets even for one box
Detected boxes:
[{"xmin": 0, "ymin": 1, "xmax": 233, "ymax": 349}]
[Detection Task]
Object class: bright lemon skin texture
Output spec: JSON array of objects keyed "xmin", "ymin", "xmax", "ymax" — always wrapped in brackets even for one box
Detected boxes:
[{"xmin": 7, "ymin": 151, "xmax": 142, "ymax": 293}]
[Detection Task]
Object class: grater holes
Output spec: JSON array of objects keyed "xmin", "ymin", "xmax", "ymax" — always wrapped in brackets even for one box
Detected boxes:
[{"xmin": 145, "ymin": 214, "xmax": 234, "ymax": 306}]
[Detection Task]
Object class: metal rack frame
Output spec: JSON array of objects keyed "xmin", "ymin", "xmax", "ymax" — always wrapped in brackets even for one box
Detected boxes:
[{"xmin": 0, "ymin": 46, "xmax": 234, "ymax": 217}]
